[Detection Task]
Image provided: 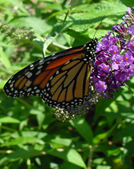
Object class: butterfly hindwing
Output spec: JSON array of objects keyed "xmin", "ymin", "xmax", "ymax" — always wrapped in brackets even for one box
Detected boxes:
[{"xmin": 42, "ymin": 53, "xmax": 92, "ymax": 108}]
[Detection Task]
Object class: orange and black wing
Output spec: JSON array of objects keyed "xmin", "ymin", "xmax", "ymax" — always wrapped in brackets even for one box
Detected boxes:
[{"xmin": 4, "ymin": 38, "xmax": 98, "ymax": 109}]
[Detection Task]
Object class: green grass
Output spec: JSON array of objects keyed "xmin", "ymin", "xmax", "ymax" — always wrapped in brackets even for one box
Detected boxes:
[{"xmin": 0, "ymin": 0, "xmax": 134, "ymax": 168}]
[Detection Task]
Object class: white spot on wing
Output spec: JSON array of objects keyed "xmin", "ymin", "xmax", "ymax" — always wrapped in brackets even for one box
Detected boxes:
[
  {"xmin": 25, "ymin": 80, "xmax": 32, "ymax": 87},
  {"xmin": 36, "ymin": 70, "xmax": 41, "ymax": 75},
  {"xmin": 25, "ymin": 72, "xmax": 32, "ymax": 78},
  {"xmin": 37, "ymin": 65, "xmax": 43, "ymax": 69}
]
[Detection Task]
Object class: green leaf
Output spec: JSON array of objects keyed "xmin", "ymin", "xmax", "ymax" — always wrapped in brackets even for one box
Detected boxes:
[
  {"xmin": 10, "ymin": 16, "xmax": 52, "ymax": 34},
  {"xmin": 51, "ymin": 137, "xmax": 72, "ymax": 147},
  {"xmin": 94, "ymin": 88, "xmax": 123, "ymax": 122},
  {"xmin": 0, "ymin": 117, "xmax": 20, "ymax": 123},
  {"xmin": 1, "ymin": 136, "xmax": 44, "ymax": 147},
  {"xmin": 120, "ymin": 0, "xmax": 134, "ymax": 8},
  {"xmin": 0, "ymin": 80, "xmax": 7, "ymax": 89},
  {"xmin": 123, "ymin": 139, "xmax": 134, "ymax": 167},
  {"xmin": 48, "ymin": 148, "xmax": 86, "ymax": 168},
  {"xmin": 96, "ymin": 165, "xmax": 112, "ymax": 169},
  {"xmin": 0, "ymin": 146, "xmax": 45, "ymax": 166},
  {"xmin": 60, "ymin": 161, "xmax": 81, "ymax": 169},
  {"xmin": 93, "ymin": 123, "xmax": 117, "ymax": 144},
  {"xmin": 70, "ymin": 117, "xmax": 93, "ymax": 145},
  {"xmin": 43, "ymin": 33, "xmax": 58, "ymax": 56},
  {"xmin": 0, "ymin": 47, "xmax": 11, "ymax": 68},
  {"xmin": 114, "ymin": 124, "xmax": 134, "ymax": 139}
]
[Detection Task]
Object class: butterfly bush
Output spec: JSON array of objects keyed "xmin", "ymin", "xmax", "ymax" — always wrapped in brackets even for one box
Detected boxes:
[
  {"xmin": 92, "ymin": 7, "xmax": 134, "ymax": 96},
  {"xmin": 54, "ymin": 7, "xmax": 134, "ymax": 121}
]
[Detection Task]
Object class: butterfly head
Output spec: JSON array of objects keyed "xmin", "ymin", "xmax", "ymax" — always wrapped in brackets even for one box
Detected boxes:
[
  {"xmin": 83, "ymin": 38, "xmax": 98, "ymax": 62},
  {"xmin": 86, "ymin": 38, "xmax": 98, "ymax": 51}
]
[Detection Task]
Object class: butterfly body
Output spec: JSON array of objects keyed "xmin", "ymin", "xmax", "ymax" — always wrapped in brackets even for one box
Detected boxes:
[{"xmin": 4, "ymin": 38, "xmax": 98, "ymax": 109}]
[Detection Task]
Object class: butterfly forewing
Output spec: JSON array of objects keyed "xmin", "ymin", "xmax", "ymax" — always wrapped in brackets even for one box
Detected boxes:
[{"xmin": 4, "ymin": 38, "xmax": 98, "ymax": 109}]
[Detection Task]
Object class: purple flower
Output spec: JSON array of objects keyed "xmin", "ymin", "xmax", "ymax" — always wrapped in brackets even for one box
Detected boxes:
[
  {"xmin": 91, "ymin": 6, "xmax": 134, "ymax": 99},
  {"xmin": 109, "ymin": 45, "xmax": 120, "ymax": 55},
  {"xmin": 126, "ymin": 40, "xmax": 134, "ymax": 52},
  {"xmin": 98, "ymin": 63, "xmax": 110, "ymax": 73},
  {"xmin": 127, "ymin": 25, "xmax": 134, "ymax": 35},
  {"xmin": 95, "ymin": 81, "xmax": 107, "ymax": 93}
]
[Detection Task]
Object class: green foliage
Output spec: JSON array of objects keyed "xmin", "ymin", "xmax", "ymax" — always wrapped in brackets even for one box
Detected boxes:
[{"xmin": 0, "ymin": 0, "xmax": 134, "ymax": 169}]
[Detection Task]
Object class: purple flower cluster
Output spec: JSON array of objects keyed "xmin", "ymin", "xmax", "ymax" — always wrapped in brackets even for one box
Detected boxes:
[
  {"xmin": 92, "ymin": 7, "xmax": 134, "ymax": 97},
  {"xmin": 54, "ymin": 7, "xmax": 134, "ymax": 121}
]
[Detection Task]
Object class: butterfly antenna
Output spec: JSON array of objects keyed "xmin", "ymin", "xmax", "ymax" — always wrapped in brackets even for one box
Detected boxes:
[
  {"xmin": 93, "ymin": 15, "xmax": 106, "ymax": 38},
  {"xmin": 62, "ymin": 7, "xmax": 71, "ymax": 26}
]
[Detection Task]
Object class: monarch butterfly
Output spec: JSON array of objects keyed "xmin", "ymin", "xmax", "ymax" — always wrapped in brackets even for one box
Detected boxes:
[{"xmin": 4, "ymin": 38, "xmax": 98, "ymax": 109}]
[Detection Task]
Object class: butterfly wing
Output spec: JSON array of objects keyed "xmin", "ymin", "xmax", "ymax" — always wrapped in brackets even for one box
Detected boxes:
[{"xmin": 4, "ymin": 38, "xmax": 98, "ymax": 109}]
